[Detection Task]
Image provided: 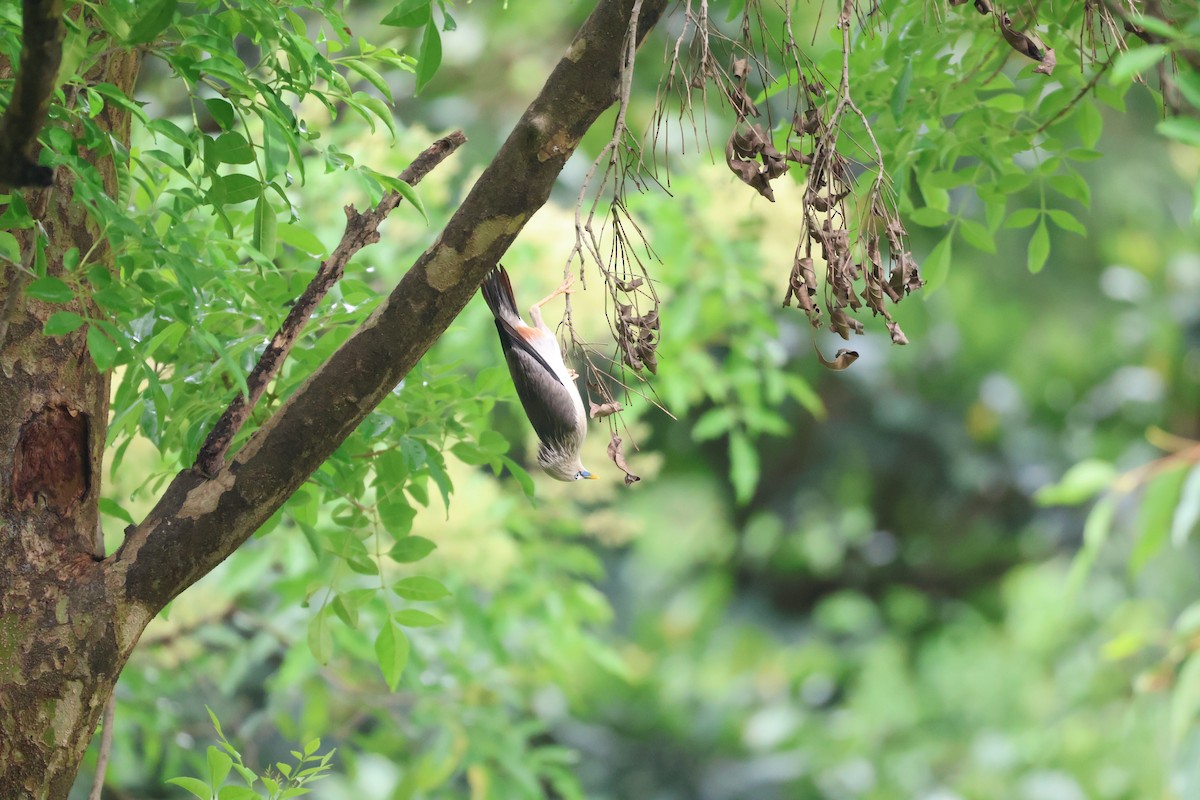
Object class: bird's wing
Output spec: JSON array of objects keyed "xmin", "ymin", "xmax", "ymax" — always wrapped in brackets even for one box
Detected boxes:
[{"xmin": 497, "ymin": 324, "xmax": 581, "ymax": 447}]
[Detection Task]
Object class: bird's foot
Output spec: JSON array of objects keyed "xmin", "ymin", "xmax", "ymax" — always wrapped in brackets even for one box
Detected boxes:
[{"xmin": 531, "ymin": 272, "xmax": 576, "ymax": 315}]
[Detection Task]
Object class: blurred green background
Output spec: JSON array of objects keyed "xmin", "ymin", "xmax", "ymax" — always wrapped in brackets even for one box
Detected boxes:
[{"xmin": 78, "ymin": 1, "xmax": 1200, "ymax": 798}]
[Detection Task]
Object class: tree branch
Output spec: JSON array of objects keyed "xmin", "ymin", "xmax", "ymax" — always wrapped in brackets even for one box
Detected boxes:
[
  {"xmin": 193, "ymin": 130, "xmax": 467, "ymax": 476},
  {"xmin": 0, "ymin": 0, "xmax": 65, "ymax": 188},
  {"xmin": 113, "ymin": 0, "xmax": 669, "ymax": 626}
]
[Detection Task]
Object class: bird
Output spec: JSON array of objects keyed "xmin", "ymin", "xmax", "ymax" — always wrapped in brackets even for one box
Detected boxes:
[{"xmin": 480, "ymin": 265, "xmax": 596, "ymax": 482}]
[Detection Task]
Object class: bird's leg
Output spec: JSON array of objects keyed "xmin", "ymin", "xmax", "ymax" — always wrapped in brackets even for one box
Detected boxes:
[{"xmin": 528, "ymin": 273, "xmax": 575, "ymax": 330}]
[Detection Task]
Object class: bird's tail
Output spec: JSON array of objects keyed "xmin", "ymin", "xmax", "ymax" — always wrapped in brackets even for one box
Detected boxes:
[{"xmin": 481, "ymin": 265, "xmax": 520, "ymax": 322}]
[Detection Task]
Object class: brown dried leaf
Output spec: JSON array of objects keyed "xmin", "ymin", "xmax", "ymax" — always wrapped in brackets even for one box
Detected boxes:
[
  {"xmin": 590, "ymin": 400, "xmax": 624, "ymax": 419},
  {"xmin": 887, "ymin": 320, "xmax": 909, "ymax": 345},
  {"xmin": 816, "ymin": 347, "xmax": 860, "ymax": 370},
  {"xmin": 1033, "ymin": 47, "xmax": 1056, "ymax": 76},
  {"xmin": 608, "ymin": 433, "xmax": 641, "ymax": 486},
  {"xmin": 973, "ymin": 0, "xmax": 992, "ymax": 13},
  {"xmin": 786, "ymin": 147, "xmax": 813, "ymax": 164},
  {"xmin": 830, "ymin": 308, "xmax": 864, "ymax": 339},
  {"xmin": 613, "ymin": 276, "xmax": 643, "ymax": 292},
  {"xmin": 732, "ymin": 57, "xmax": 749, "ymax": 80},
  {"xmin": 727, "ymin": 155, "xmax": 761, "ymax": 184},
  {"xmin": 802, "ymin": 106, "xmax": 822, "ymax": 134},
  {"xmin": 734, "ymin": 125, "xmax": 770, "ymax": 156},
  {"xmin": 762, "ymin": 152, "xmax": 789, "ymax": 180},
  {"xmin": 730, "ymin": 86, "xmax": 759, "ymax": 118},
  {"xmin": 999, "ymin": 12, "xmax": 1046, "ymax": 61}
]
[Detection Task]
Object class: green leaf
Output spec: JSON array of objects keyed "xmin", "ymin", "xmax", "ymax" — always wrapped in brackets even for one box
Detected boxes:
[
  {"xmin": 889, "ymin": 59, "xmax": 912, "ymax": 119},
  {"xmin": 1171, "ymin": 463, "xmax": 1200, "ymax": 547},
  {"xmin": 728, "ymin": 430, "xmax": 758, "ymax": 505},
  {"xmin": 908, "ymin": 207, "xmax": 952, "ymax": 227},
  {"xmin": 451, "ymin": 441, "xmax": 489, "ymax": 466},
  {"xmin": 921, "ymin": 235, "xmax": 952, "ymax": 294},
  {"xmin": 957, "ymin": 218, "xmax": 996, "ymax": 253},
  {"xmin": 382, "ymin": 0, "xmax": 432, "ymax": 27},
  {"xmin": 204, "ymin": 98, "xmax": 236, "ymax": 132},
  {"xmin": 1172, "ymin": 651, "xmax": 1200, "ymax": 747},
  {"xmin": 331, "ymin": 593, "xmax": 360, "ymax": 628},
  {"xmin": 394, "ymin": 609, "xmax": 442, "ymax": 627},
  {"xmin": 375, "ymin": 173, "xmax": 428, "ymax": 223},
  {"xmin": 984, "ymin": 93, "xmax": 1024, "ymax": 113},
  {"xmin": 378, "ymin": 493, "xmax": 417, "ymax": 536},
  {"xmin": 415, "ymin": 19, "xmax": 442, "ymax": 94},
  {"xmin": 210, "ymin": 132, "xmax": 256, "ymax": 165},
  {"xmin": 25, "ymin": 276, "xmax": 74, "ymax": 303},
  {"xmin": 352, "ymin": 92, "xmax": 398, "ymax": 141},
  {"xmin": 1075, "ymin": 101, "xmax": 1103, "ymax": 149},
  {"xmin": 0, "ymin": 231, "xmax": 19, "ymax": 262},
  {"xmin": 252, "ymin": 195, "xmax": 277, "ymax": 261},
  {"xmin": 99, "ymin": 497, "xmax": 135, "ymax": 524},
  {"xmin": 1046, "ymin": 209, "xmax": 1086, "ymax": 236},
  {"xmin": 393, "ymin": 576, "xmax": 451, "ymax": 601},
  {"xmin": 167, "ymin": 777, "xmax": 213, "ymax": 799},
  {"xmin": 1049, "ymin": 172, "xmax": 1091, "ymax": 207},
  {"xmin": 1027, "ymin": 219, "xmax": 1050, "ymax": 273},
  {"xmin": 307, "ymin": 608, "xmax": 332, "ymax": 664},
  {"xmin": 1067, "ymin": 494, "xmax": 1116, "ymax": 593},
  {"xmin": 126, "ymin": 0, "xmax": 177, "ymax": 43},
  {"xmin": 277, "ymin": 224, "xmax": 327, "ymax": 256},
  {"xmin": 1004, "ymin": 208, "xmax": 1041, "ymax": 229},
  {"xmin": 500, "ymin": 456, "xmax": 536, "ymax": 500},
  {"xmin": 1035, "ymin": 458, "xmax": 1116, "ymax": 506},
  {"xmin": 1110, "ymin": 44, "xmax": 1169, "ymax": 83},
  {"xmin": 1131, "ymin": 464, "xmax": 1187, "ymax": 574},
  {"xmin": 1157, "ymin": 117, "xmax": 1200, "ymax": 147},
  {"xmin": 345, "ymin": 59, "xmax": 394, "ymax": 103},
  {"xmin": 213, "ymin": 174, "xmax": 262, "ymax": 206},
  {"xmin": 90, "ymin": 83, "xmax": 145, "ymax": 122},
  {"xmin": 389, "ymin": 535, "xmax": 437, "ymax": 563},
  {"xmin": 87, "ymin": 325, "xmax": 119, "ymax": 371},
  {"xmin": 208, "ymin": 746, "xmax": 233, "ymax": 789},
  {"xmin": 692, "ymin": 408, "xmax": 734, "ymax": 442},
  {"xmin": 374, "ymin": 620, "xmax": 410, "ymax": 690},
  {"xmin": 218, "ymin": 787, "xmax": 259, "ymax": 800}
]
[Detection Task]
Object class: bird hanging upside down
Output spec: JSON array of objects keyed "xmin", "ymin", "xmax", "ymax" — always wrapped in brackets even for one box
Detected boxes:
[{"xmin": 480, "ymin": 265, "xmax": 596, "ymax": 482}]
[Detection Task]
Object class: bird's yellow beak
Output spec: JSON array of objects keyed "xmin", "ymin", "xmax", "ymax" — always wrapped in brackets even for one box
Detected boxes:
[{"xmin": 585, "ymin": 473, "xmax": 599, "ymax": 480}]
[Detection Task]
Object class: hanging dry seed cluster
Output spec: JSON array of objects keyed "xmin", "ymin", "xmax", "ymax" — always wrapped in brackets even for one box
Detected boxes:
[{"xmin": 700, "ymin": 0, "xmax": 925, "ymax": 349}]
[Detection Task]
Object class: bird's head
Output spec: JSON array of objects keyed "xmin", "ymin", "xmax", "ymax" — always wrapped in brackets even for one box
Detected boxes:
[{"xmin": 539, "ymin": 450, "xmax": 598, "ymax": 482}]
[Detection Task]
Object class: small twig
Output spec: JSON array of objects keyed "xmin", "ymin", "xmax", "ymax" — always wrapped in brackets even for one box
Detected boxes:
[
  {"xmin": 1035, "ymin": 57, "xmax": 1113, "ymax": 134},
  {"xmin": 194, "ymin": 130, "xmax": 467, "ymax": 475},
  {"xmin": 0, "ymin": 0, "xmax": 65, "ymax": 188},
  {"xmin": 88, "ymin": 695, "xmax": 116, "ymax": 800}
]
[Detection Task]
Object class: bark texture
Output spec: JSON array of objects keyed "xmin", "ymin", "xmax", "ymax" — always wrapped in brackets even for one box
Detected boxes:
[
  {"xmin": 0, "ymin": 0, "xmax": 667, "ymax": 796},
  {"xmin": 0, "ymin": 38, "xmax": 142, "ymax": 799}
]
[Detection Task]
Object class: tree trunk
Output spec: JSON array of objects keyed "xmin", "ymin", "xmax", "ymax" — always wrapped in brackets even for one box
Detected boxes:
[
  {"xmin": 0, "ymin": 0, "xmax": 666, "ymax": 796},
  {"xmin": 0, "ymin": 36, "xmax": 142, "ymax": 797}
]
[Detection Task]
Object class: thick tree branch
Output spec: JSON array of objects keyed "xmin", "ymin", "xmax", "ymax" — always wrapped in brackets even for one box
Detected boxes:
[
  {"xmin": 0, "ymin": 0, "xmax": 65, "ymax": 188},
  {"xmin": 194, "ymin": 130, "xmax": 467, "ymax": 476},
  {"xmin": 112, "ymin": 0, "xmax": 669, "ymax": 623}
]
